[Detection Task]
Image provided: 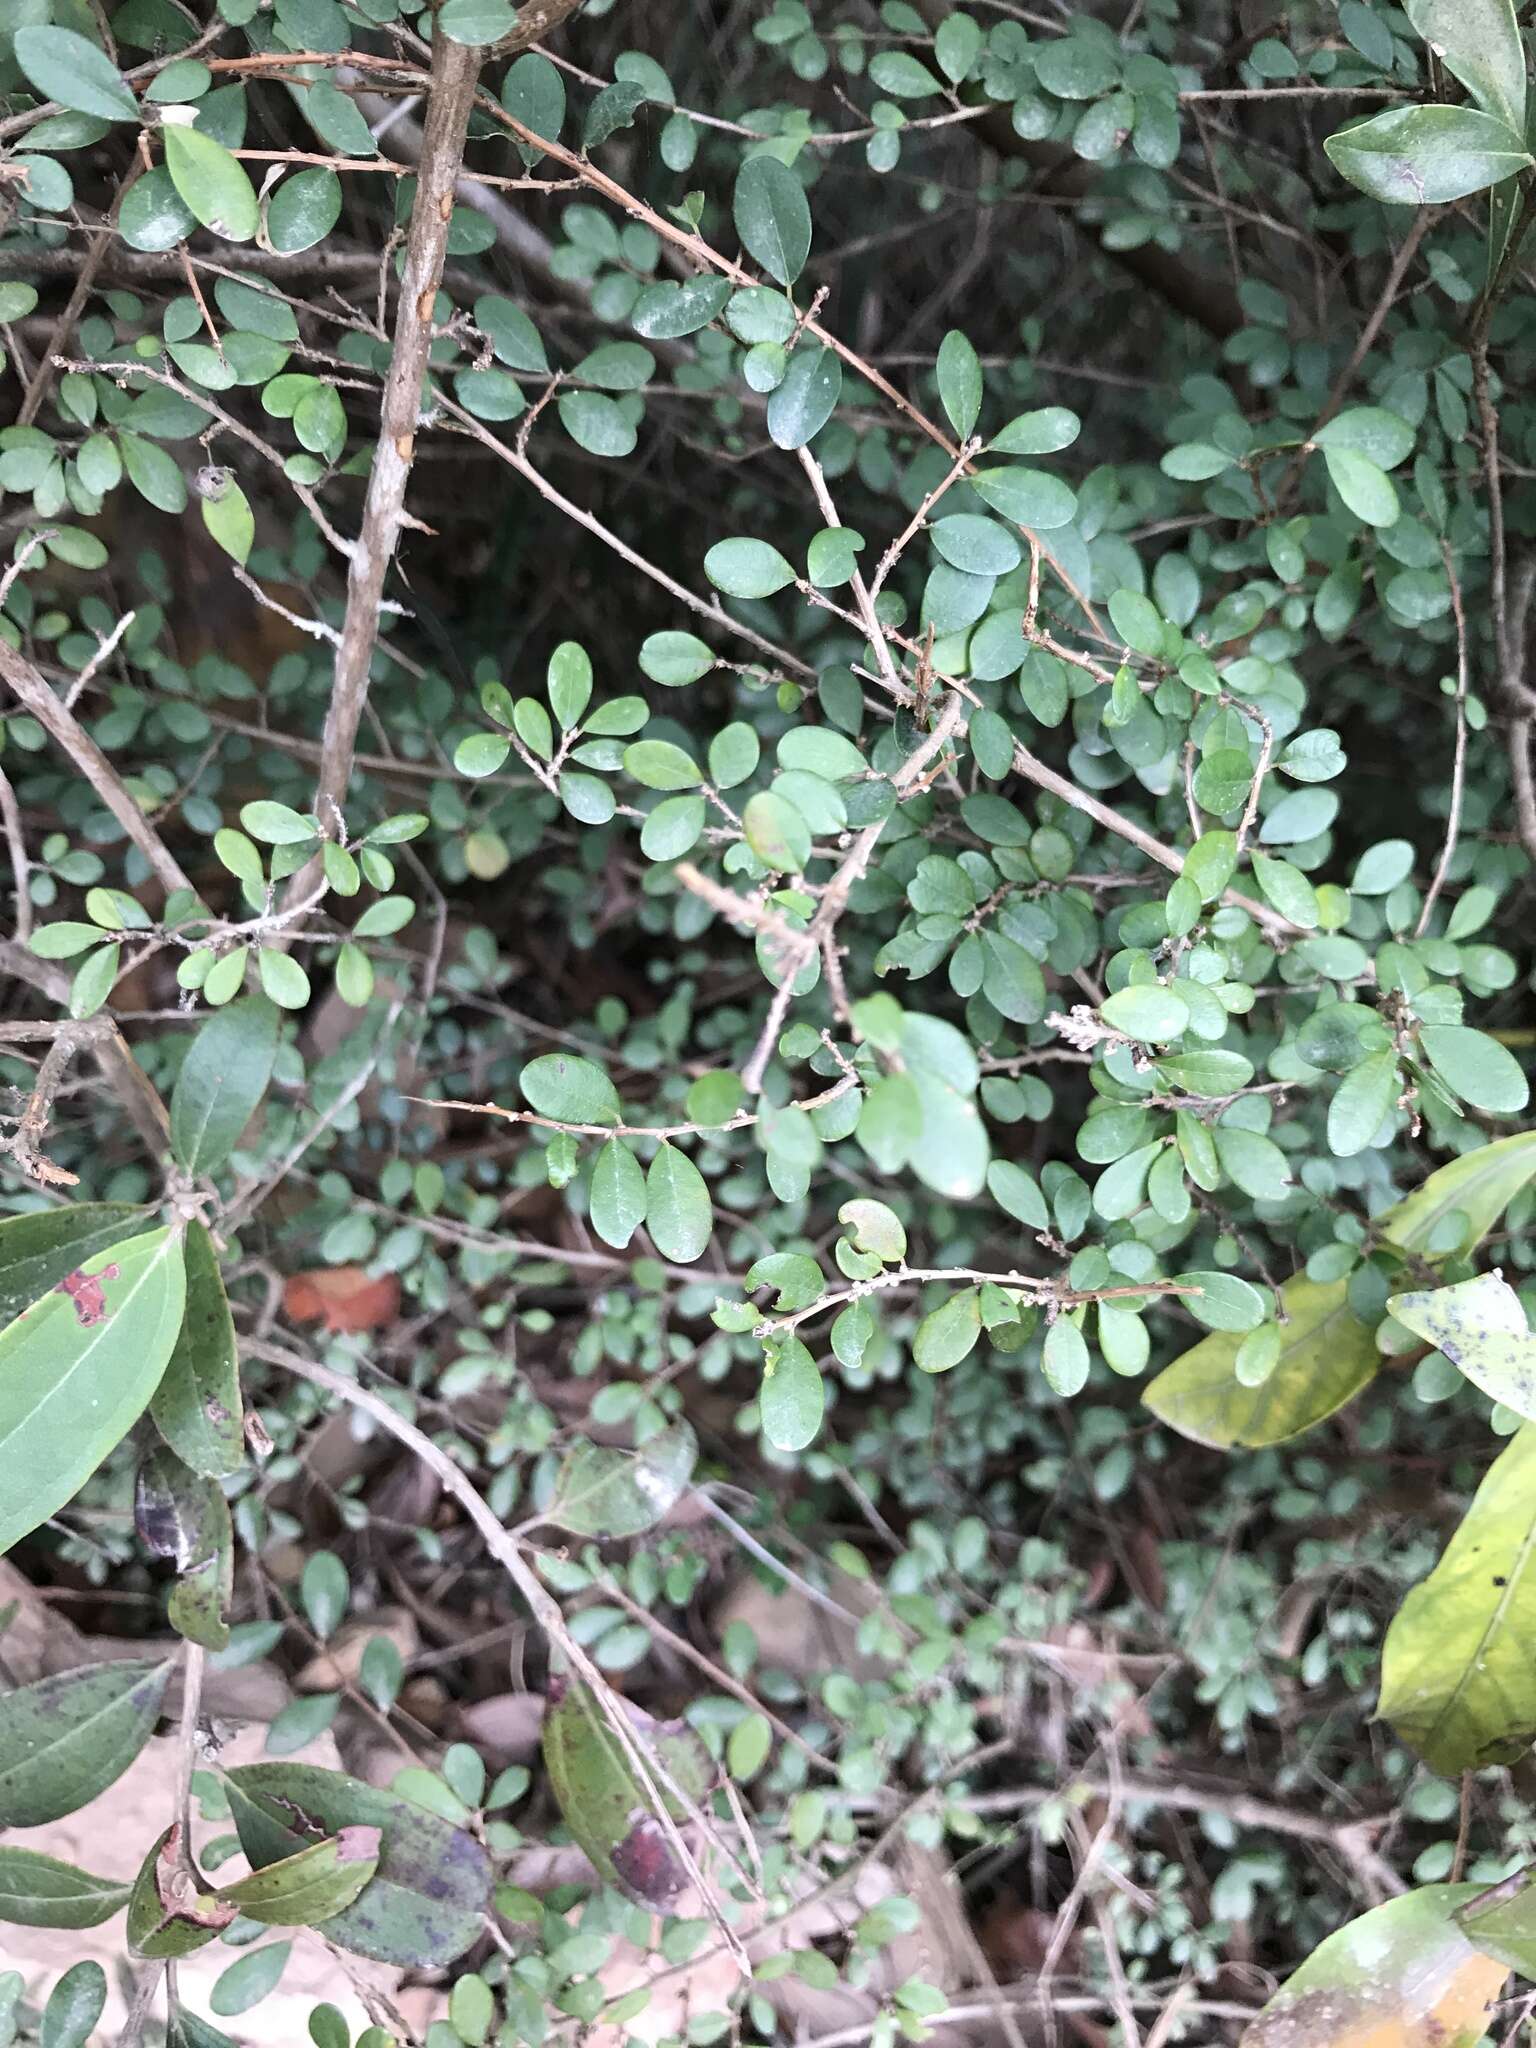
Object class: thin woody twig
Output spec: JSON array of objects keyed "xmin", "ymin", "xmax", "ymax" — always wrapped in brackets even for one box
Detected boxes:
[
  {"xmin": 0, "ymin": 1019, "xmax": 115, "ymax": 1188},
  {"xmin": 290, "ymin": 0, "xmax": 587, "ymax": 862},
  {"xmin": 1417, "ymin": 543, "xmax": 1471, "ymax": 936},
  {"xmin": 796, "ymin": 446, "xmax": 904, "ymax": 700},
  {"xmin": 250, "ymin": 1340, "xmax": 750, "ymax": 1962},
  {"xmin": 114, "ymin": 1964, "xmax": 165, "ymax": 2048},
  {"xmin": 477, "ymin": 92, "xmax": 1105, "ymax": 638},
  {"xmin": 442, "ymin": 399, "xmax": 810, "ymax": 678},
  {"xmin": 0, "ymin": 765, "xmax": 30, "ymax": 943},
  {"xmin": 405, "ymin": 1072, "xmax": 856, "ymax": 1144},
  {"xmin": 62, "ymin": 609, "xmax": 137, "ymax": 711},
  {"xmin": 1280, "ymin": 209, "xmax": 1434, "ymax": 503},
  {"xmin": 963, "ymin": 1774, "xmax": 1404, "ymax": 1902},
  {"xmin": 0, "ymin": 638, "xmax": 195, "ymax": 900},
  {"xmin": 1231, "ymin": 694, "xmax": 1276, "ymax": 856},
  {"xmin": 18, "ymin": 177, "xmax": 131, "ymax": 426},
  {"xmin": 0, "ymin": 940, "xmax": 171, "ymax": 1163},
  {"xmin": 51, "ymin": 355, "xmax": 352, "ymax": 561},
  {"xmin": 741, "ymin": 691, "xmax": 965, "ymax": 1092}
]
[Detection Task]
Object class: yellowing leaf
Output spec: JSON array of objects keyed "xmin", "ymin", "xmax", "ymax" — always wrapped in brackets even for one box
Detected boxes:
[
  {"xmin": 1378, "ymin": 1421, "xmax": 1536, "ymax": 1773},
  {"xmin": 1383, "ymin": 1129, "xmax": 1536, "ymax": 1259},
  {"xmin": 1143, "ymin": 1275, "xmax": 1378, "ymax": 1449},
  {"xmin": 1240, "ymin": 1884, "xmax": 1507, "ymax": 2047}
]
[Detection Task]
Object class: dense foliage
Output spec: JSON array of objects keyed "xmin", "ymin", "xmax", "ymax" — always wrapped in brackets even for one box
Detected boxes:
[{"xmin": 3, "ymin": 0, "xmax": 1536, "ymax": 2041}]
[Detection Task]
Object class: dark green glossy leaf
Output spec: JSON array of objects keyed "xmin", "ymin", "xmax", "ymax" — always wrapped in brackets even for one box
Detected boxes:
[
  {"xmin": 645, "ymin": 1145, "xmax": 712, "ymax": 1262},
  {"xmin": 150, "ymin": 1220, "xmax": 243, "ymax": 1477},
  {"xmin": 1325, "ymin": 102, "xmax": 1531, "ymax": 205},
  {"xmin": 733, "ymin": 156, "xmax": 812, "ymax": 286},
  {"xmin": 171, "ymin": 995, "xmax": 281, "ymax": 1176},
  {"xmin": 13, "ymin": 27, "xmax": 137, "ymax": 121}
]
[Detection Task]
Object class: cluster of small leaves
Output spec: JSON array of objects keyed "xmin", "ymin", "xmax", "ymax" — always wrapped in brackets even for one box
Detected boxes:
[{"xmin": 6, "ymin": 0, "xmax": 1536, "ymax": 2035}]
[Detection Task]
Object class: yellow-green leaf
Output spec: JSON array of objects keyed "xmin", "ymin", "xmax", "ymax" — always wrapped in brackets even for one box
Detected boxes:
[
  {"xmin": 214, "ymin": 1829, "xmax": 381, "ymax": 1927},
  {"xmin": 1239, "ymin": 1884, "xmax": 1507, "ymax": 2047},
  {"xmin": 1378, "ymin": 1421, "xmax": 1536, "ymax": 1773},
  {"xmin": 1143, "ymin": 1275, "xmax": 1378, "ymax": 1449},
  {"xmin": 1383, "ymin": 1129, "xmax": 1536, "ymax": 1259}
]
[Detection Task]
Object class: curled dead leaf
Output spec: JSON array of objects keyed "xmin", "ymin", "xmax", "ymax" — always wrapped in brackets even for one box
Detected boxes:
[
  {"xmin": 283, "ymin": 1267, "xmax": 401, "ymax": 1334},
  {"xmin": 155, "ymin": 1827, "xmax": 235, "ymax": 1930}
]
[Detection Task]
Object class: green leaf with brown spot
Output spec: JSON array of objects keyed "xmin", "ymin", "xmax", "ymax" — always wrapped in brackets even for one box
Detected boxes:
[
  {"xmin": 542, "ymin": 1678, "xmax": 712, "ymax": 1908},
  {"xmin": 223, "ymin": 1763, "xmax": 490, "ymax": 1968}
]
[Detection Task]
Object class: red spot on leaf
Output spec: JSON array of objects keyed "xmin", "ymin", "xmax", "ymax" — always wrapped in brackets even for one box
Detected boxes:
[
  {"xmin": 283, "ymin": 1266, "xmax": 401, "ymax": 1333},
  {"xmin": 336, "ymin": 1824, "xmax": 383, "ymax": 1864},
  {"xmin": 55, "ymin": 1263, "xmax": 119, "ymax": 1326},
  {"xmin": 611, "ymin": 1812, "xmax": 684, "ymax": 1908}
]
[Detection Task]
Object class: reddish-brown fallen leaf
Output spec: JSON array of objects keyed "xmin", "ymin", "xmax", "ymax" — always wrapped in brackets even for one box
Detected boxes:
[{"xmin": 283, "ymin": 1267, "xmax": 401, "ymax": 1334}]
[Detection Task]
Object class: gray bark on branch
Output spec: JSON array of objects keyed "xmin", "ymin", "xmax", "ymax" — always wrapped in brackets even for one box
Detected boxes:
[
  {"xmin": 0, "ymin": 637, "xmax": 196, "ymax": 901},
  {"xmin": 304, "ymin": 25, "xmax": 485, "ymax": 852}
]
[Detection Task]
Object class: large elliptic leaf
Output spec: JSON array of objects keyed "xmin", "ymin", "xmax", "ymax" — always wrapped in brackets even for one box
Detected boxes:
[
  {"xmin": 162, "ymin": 123, "xmax": 259, "ymax": 242},
  {"xmin": 1378, "ymin": 1421, "xmax": 1536, "ymax": 1773},
  {"xmin": 1456, "ymin": 1866, "xmax": 1536, "ymax": 1978},
  {"xmin": 1383, "ymin": 1129, "xmax": 1536, "ymax": 1259},
  {"xmin": 733, "ymin": 155, "xmax": 811, "ymax": 287},
  {"xmin": 0, "ymin": 1225, "xmax": 187, "ymax": 1555},
  {"xmin": 12, "ymin": 26, "xmax": 138, "ymax": 123},
  {"xmin": 645, "ymin": 1145, "xmax": 712, "ymax": 1262},
  {"xmin": 223, "ymin": 1763, "xmax": 490, "ymax": 1967},
  {"xmin": 1143, "ymin": 1275, "xmax": 1378, "ymax": 1448},
  {"xmin": 150, "ymin": 1221, "xmax": 244, "ymax": 1478},
  {"xmin": 0, "ymin": 1659, "xmax": 173, "ymax": 1826},
  {"xmin": 1404, "ymin": 0, "xmax": 1525, "ymax": 135},
  {"xmin": 170, "ymin": 996, "xmax": 280, "ymax": 1178},
  {"xmin": 1325, "ymin": 103, "xmax": 1531, "ymax": 205},
  {"xmin": 0, "ymin": 1848, "xmax": 133, "ymax": 1929},
  {"xmin": 542, "ymin": 1678, "xmax": 713, "ymax": 1907},
  {"xmin": 1239, "ymin": 1884, "xmax": 1507, "ymax": 2047},
  {"xmin": 0, "ymin": 1204, "xmax": 146, "ymax": 1326}
]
